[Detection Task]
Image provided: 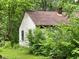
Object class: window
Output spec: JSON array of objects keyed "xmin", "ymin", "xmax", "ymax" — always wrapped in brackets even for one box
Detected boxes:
[{"xmin": 21, "ymin": 30, "xmax": 24, "ymax": 41}]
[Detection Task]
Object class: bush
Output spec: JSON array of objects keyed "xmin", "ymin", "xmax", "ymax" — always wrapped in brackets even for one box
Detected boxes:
[
  {"xmin": 27, "ymin": 18, "xmax": 79, "ymax": 59},
  {"xmin": 28, "ymin": 28, "xmax": 46, "ymax": 55}
]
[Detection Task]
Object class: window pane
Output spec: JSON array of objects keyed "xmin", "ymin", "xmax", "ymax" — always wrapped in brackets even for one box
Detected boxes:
[{"xmin": 21, "ymin": 30, "xmax": 24, "ymax": 41}]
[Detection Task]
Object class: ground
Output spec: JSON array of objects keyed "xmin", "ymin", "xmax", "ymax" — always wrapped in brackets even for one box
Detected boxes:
[{"xmin": 0, "ymin": 47, "xmax": 48, "ymax": 59}]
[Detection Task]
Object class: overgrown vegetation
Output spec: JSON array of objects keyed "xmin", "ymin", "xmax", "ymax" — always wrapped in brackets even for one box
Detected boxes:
[
  {"xmin": 28, "ymin": 17, "xmax": 79, "ymax": 59},
  {"xmin": 0, "ymin": 42, "xmax": 48, "ymax": 59},
  {"xmin": 0, "ymin": 0, "xmax": 79, "ymax": 46},
  {"xmin": 0, "ymin": 0, "xmax": 79, "ymax": 59}
]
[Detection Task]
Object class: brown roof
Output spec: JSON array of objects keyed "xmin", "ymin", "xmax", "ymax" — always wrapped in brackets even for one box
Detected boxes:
[{"xmin": 27, "ymin": 11, "xmax": 68, "ymax": 25}]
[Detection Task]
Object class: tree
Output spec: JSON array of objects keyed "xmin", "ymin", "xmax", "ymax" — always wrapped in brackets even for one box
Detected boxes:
[{"xmin": 0, "ymin": 0, "xmax": 34, "ymax": 47}]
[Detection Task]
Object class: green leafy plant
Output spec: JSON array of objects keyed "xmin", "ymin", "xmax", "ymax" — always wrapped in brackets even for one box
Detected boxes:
[{"xmin": 27, "ymin": 17, "xmax": 79, "ymax": 59}]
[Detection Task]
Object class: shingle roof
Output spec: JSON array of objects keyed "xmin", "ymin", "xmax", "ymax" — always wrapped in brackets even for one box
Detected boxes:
[{"xmin": 27, "ymin": 11, "xmax": 68, "ymax": 25}]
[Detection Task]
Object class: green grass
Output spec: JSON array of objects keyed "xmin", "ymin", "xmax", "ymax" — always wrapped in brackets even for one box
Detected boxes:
[{"xmin": 0, "ymin": 47, "xmax": 48, "ymax": 59}]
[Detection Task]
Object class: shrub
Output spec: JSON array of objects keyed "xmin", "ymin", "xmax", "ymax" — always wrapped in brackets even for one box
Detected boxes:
[
  {"xmin": 27, "ymin": 18, "xmax": 79, "ymax": 59},
  {"xmin": 28, "ymin": 28, "xmax": 46, "ymax": 55}
]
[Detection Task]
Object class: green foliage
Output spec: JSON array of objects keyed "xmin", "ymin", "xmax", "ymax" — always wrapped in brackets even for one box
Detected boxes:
[
  {"xmin": 0, "ymin": 0, "xmax": 35, "ymax": 47},
  {"xmin": 0, "ymin": 0, "xmax": 79, "ymax": 48},
  {"xmin": 0, "ymin": 46, "xmax": 48, "ymax": 59},
  {"xmin": 28, "ymin": 18, "xmax": 79, "ymax": 59},
  {"xmin": 28, "ymin": 28, "xmax": 46, "ymax": 55}
]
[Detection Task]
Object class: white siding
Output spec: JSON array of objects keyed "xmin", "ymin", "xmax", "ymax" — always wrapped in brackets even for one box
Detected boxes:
[{"xmin": 19, "ymin": 13, "xmax": 36, "ymax": 47}]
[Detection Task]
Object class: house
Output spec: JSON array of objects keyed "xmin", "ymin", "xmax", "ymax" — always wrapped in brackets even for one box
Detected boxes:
[{"xmin": 19, "ymin": 11, "xmax": 69, "ymax": 47}]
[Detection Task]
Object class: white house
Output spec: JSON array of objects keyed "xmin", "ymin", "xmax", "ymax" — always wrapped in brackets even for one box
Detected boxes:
[
  {"xmin": 19, "ymin": 11, "xmax": 68, "ymax": 47},
  {"xmin": 19, "ymin": 12, "xmax": 36, "ymax": 47}
]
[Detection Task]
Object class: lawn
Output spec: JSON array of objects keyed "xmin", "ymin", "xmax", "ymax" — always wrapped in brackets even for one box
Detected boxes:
[{"xmin": 0, "ymin": 47, "xmax": 48, "ymax": 59}]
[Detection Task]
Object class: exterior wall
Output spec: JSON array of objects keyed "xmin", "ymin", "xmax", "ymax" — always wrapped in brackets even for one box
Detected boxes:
[{"xmin": 19, "ymin": 13, "xmax": 36, "ymax": 47}]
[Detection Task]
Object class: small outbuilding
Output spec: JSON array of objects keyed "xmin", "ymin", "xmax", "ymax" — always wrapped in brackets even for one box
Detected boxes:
[{"xmin": 19, "ymin": 11, "xmax": 68, "ymax": 47}]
